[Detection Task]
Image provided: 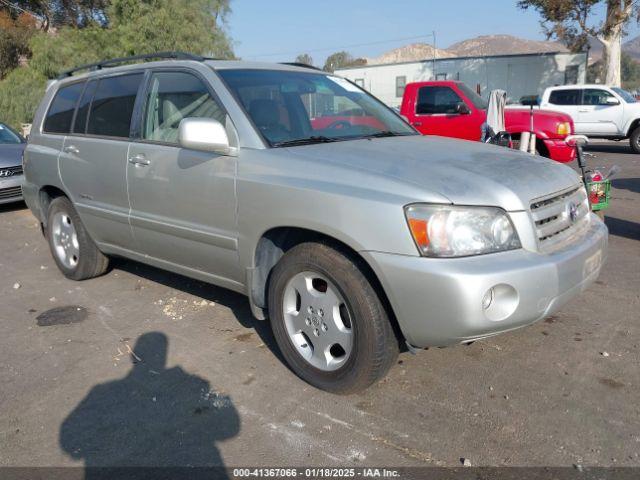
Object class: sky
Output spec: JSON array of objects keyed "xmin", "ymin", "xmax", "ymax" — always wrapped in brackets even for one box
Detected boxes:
[{"xmin": 228, "ymin": 0, "xmax": 640, "ymax": 63}]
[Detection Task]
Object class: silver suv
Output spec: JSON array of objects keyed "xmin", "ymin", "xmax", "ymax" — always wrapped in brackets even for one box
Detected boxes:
[{"xmin": 23, "ymin": 53, "xmax": 608, "ymax": 393}]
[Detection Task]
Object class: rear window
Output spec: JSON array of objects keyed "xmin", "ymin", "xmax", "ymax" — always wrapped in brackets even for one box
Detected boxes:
[
  {"xmin": 43, "ymin": 82, "xmax": 85, "ymax": 134},
  {"xmin": 87, "ymin": 74, "xmax": 143, "ymax": 138},
  {"xmin": 548, "ymin": 89, "xmax": 581, "ymax": 106}
]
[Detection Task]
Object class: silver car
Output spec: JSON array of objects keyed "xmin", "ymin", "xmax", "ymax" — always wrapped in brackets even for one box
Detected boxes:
[
  {"xmin": 23, "ymin": 54, "xmax": 608, "ymax": 393},
  {"xmin": 0, "ymin": 122, "xmax": 26, "ymax": 205}
]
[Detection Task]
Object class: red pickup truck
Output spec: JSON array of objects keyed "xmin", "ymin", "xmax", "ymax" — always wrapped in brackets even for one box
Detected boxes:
[{"xmin": 400, "ymin": 81, "xmax": 576, "ymax": 163}]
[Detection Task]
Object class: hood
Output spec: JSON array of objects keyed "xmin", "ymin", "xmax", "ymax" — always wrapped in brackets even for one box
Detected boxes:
[
  {"xmin": 0, "ymin": 144, "xmax": 25, "ymax": 169},
  {"xmin": 506, "ymin": 107, "xmax": 572, "ymax": 122},
  {"xmin": 284, "ymin": 135, "xmax": 581, "ymax": 211}
]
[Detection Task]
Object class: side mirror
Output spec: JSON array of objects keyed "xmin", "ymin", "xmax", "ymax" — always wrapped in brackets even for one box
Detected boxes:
[
  {"xmin": 178, "ymin": 118, "xmax": 230, "ymax": 155},
  {"xmin": 456, "ymin": 102, "xmax": 471, "ymax": 115},
  {"xmin": 605, "ymin": 96, "xmax": 620, "ymax": 105},
  {"xmin": 565, "ymin": 134, "xmax": 589, "ymax": 148}
]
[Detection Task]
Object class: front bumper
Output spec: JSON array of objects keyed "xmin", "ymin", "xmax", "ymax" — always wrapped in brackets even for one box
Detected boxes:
[
  {"xmin": 363, "ymin": 216, "xmax": 608, "ymax": 348},
  {"xmin": 543, "ymin": 138, "xmax": 576, "ymax": 163},
  {"xmin": 0, "ymin": 174, "xmax": 24, "ymax": 205}
]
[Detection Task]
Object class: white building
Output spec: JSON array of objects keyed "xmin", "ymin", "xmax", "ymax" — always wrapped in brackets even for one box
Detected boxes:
[{"xmin": 336, "ymin": 52, "xmax": 587, "ymax": 108}]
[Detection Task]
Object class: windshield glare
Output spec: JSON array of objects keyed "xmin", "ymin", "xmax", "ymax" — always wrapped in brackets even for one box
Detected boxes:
[
  {"xmin": 612, "ymin": 87, "xmax": 637, "ymax": 103},
  {"xmin": 218, "ymin": 69, "xmax": 417, "ymax": 146},
  {"xmin": 0, "ymin": 123, "xmax": 23, "ymax": 144}
]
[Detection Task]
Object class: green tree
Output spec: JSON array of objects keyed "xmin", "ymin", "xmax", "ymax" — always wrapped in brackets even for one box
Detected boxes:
[
  {"xmin": 518, "ymin": 0, "xmax": 639, "ymax": 87},
  {"xmin": 0, "ymin": 0, "xmax": 234, "ymax": 129},
  {"xmin": 322, "ymin": 51, "xmax": 366, "ymax": 73},
  {"xmin": 0, "ymin": 11, "xmax": 38, "ymax": 79},
  {"xmin": 294, "ymin": 53, "xmax": 313, "ymax": 66}
]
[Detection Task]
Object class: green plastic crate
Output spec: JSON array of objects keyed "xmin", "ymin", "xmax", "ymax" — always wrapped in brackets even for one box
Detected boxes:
[{"xmin": 587, "ymin": 179, "xmax": 611, "ymax": 211}]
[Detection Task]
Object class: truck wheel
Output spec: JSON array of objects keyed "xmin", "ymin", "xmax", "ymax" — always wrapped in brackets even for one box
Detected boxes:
[
  {"xmin": 268, "ymin": 242, "xmax": 399, "ymax": 394},
  {"xmin": 46, "ymin": 196, "xmax": 109, "ymax": 281},
  {"xmin": 630, "ymin": 127, "xmax": 640, "ymax": 154}
]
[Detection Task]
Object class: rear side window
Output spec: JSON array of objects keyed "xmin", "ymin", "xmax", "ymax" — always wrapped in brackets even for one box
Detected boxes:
[
  {"xmin": 43, "ymin": 82, "xmax": 85, "ymax": 134},
  {"xmin": 73, "ymin": 80, "xmax": 98, "ymax": 134},
  {"xmin": 87, "ymin": 74, "xmax": 143, "ymax": 138},
  {"xmin": 416, "ymin": 86, "xmax": 463, "ymax": 114},
  {"xmin": 548, "ymin": 89, "xmax": 581, "ymax": 106}
]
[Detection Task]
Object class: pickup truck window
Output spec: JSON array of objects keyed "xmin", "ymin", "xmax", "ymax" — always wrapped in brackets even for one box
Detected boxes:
[
  {"xmin": 582, "ymin": 89, "xmax": 616, "ymax": 106},
  {"xmin": 416, "ymin": 86, "xmax": 463, "ymax": 114},
  {"xmin": 612, "ymin": 87, "xmax": 637, "ymax": 103},
  {"xmin": 457, "ymin": 83, "xmax": 488, "ymax": 110},
  {"xmin": 218, "ymin": 69, "xmax": 415, "ymax": 146},
  {"xmin": 548, "ymin": 89, "xmax": 581, "ymax": 106}
]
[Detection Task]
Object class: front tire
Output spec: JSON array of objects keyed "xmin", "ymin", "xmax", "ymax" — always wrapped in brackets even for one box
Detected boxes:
[
  {"xmin": 46, "ymin": 196, "xmax": 109, "ymax": 280},
  {"xmin": 630, "ymin": 127, "xmax": 640, "ymax": 154},
  {"xmin": 268, "ymin": 242, "xmax": 398, "ymax": 394}
]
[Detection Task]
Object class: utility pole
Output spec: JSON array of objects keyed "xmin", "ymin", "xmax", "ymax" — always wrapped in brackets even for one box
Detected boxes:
[{"xmin": 432, "ymin": 30, "xmax": 437, "ymax": 80}]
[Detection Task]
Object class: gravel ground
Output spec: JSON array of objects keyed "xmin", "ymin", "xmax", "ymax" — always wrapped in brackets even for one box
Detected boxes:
[{"xmin": 0, "ymin": 142, "xmax": 638, "ymax": 469}]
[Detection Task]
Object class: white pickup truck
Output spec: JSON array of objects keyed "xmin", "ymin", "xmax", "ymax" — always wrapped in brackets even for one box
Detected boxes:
[{"xmin": 540, "ymin": 84, "xmax": 640, "ymax": 153}]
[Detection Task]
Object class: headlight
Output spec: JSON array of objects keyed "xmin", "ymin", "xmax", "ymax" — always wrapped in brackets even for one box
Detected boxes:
[
  {"xmin": 405, "ymin": 205, "xmax": 521, "ymax": 257},
  {"xmin": 556, "ymin": 122, "xmax": 571, "ymax": 136}
]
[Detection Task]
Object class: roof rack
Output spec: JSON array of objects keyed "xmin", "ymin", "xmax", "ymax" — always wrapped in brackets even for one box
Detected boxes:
[
  {"xmin": 280, "ymin": 62, "xmax": 324, "ymax": 72},
  {"xmin": 56, "ymin": 51, "xmax": 206, "ymax": 79}
]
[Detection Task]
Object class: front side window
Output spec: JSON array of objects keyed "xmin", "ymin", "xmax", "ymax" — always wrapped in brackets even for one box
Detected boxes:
[
  {"xmin": 0, "ymin": 123, "xmax": 24, "ymax": 144},
  {"xmin": 218, "ymin": 69, "xmax": 415, "ymax": 147},
  {"xmin": 143, "ymin": 71, "xmax": 226, "ymax": 144},
  {"xmin": 43, "ymin": 82, "xmax": 85, "ymax": 134},
  {"xmin": 457, "ymin": 83, "xmax": 488, "ymax": 110},
  {"xmin": 87, "ymin": 73, "xmax": 143, "ymax": 138},
  {"xmin": 582, "ymin": 89, "xmax": 617, "ymax": 106},
  {"xmin": 416, "ymin": 86, "xmax": 464, "ymax": 114},
  {"xmin": 548, "ymin": 89, "xmax": 581, "ymax": 106}
]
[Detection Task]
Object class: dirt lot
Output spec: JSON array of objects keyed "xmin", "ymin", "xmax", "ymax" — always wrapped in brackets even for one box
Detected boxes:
[{"xmin": 0, "ymin": 142, "xmax": 638, "ymax": 469}]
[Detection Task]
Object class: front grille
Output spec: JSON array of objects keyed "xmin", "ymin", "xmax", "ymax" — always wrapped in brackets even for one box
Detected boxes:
[
  {"xmin": 0, "ymin": 186, "xmax": 22, "ymax": 200},
  {"xmin": 0, "ymin": 165, "xmax": 23, "ymax": 177},
  {"xmin": 530, "ymin": 186, "xmax": 590, "ymax": 251}
]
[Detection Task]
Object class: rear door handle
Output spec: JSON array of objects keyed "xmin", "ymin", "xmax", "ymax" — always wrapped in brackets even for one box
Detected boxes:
[
  {"xmin": 64, "ymin": 145, "xmax": 79, "ymax": 155},
  {"xmin": 128, "ymin": 154, "xmax": 150, "ymax": 166},
  {"xmin": 412, "ymin": 121, "xmax": 423, "ymax": 127}
]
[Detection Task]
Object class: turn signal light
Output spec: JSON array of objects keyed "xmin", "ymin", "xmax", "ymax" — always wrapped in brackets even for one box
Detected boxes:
[
  {"xmin": 408, "ymin": 218, "xmax": 429, "ymax": 250},
  {"xmin": 557, "ymin": 122, "xmax": 571, "ymax": 136}
]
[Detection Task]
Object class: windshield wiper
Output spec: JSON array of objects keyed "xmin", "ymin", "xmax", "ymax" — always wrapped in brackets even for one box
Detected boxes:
[
  {"xmin": 363, "ymin": 131, "xmax": 411, "ymax": 139},
  {"xmin": 272, "ymin": 136, "xmax": 339, "ymax": 147}
]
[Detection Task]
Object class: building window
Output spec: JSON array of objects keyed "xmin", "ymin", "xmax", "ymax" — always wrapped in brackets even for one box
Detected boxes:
[
  {"xmin": 436, "ymin": 73, "xmax": 448, "ymax": 81},
  {"xmin": 395, "ymin": 76, "xmax": 406, "ymax": 98},
  {"xmin": 565, "ymin": 65, "xmax": 579, "ymax": 85},
  {"xmin": 354, "ymin": 78, "xmax": 365, "ymax": 88}
]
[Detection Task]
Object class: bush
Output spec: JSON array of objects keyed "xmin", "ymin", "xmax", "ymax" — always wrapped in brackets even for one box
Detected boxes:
[{"xmin": 0, "ymin": 67, "xmax": 47, "ymax": 130}]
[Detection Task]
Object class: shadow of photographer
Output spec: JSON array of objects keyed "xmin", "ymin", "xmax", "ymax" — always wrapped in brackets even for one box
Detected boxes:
[{"xmin": 59, "ymin": 332, "xmax": 240, "ymax": 479}]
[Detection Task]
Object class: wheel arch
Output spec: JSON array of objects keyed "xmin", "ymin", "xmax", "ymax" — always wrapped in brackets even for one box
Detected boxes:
[
  {"xmin": 627, "ymin": 118, "xmax": 640, "ymax": 137},
  {"xmin": 38, "ymin": 185, "xmax": 68, "ymax": 228},
  {"xmin": 249, "ymin": 226, "xmax": 405, "ymax": 344}
]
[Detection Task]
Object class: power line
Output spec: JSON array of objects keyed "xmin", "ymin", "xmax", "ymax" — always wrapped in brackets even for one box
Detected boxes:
[
  {"xmin": 0, "ymin": 0, "xmax": 45, "ymax": 20},
  {"xmin": 245, "ymin": 33, "xmax": 437, "ymax": 59}
]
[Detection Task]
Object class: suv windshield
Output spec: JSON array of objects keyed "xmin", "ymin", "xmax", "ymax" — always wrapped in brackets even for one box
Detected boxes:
[
  {"xmin": 218, "ymin": 69, "xmax": 417, "ymax": 147},
  {"xmin": 458, "ymin": 83, "xmax": 489, "ymax": 110},
  {"xmin": 612, "ymin": 87, "xmax": 637, "ymax": 103},
  {"xmin": 0, "ymin": 123, "xmax": 24, "ymax": 144}
]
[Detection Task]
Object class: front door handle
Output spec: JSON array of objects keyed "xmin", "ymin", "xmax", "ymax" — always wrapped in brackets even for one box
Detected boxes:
[
  {"xmin": 128, "ymin": 154, "xmax": 150, "ymax": 166},
  {"xmin": 64, "ymin": 145, "xmax": 80, "ymax": 155}
]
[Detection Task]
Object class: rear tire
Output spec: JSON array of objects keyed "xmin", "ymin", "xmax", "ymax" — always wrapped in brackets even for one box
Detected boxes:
[
  {"xmin": 46, "ymin": 196, "xmax": 109, "ymax": 280},
  {"xmin": 268, "ymin": 242, "xmax": 399, "ymax": 394},
  {"xmin": 630, "ymin": 127, "xmax": 640, "ymax": 154}
]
